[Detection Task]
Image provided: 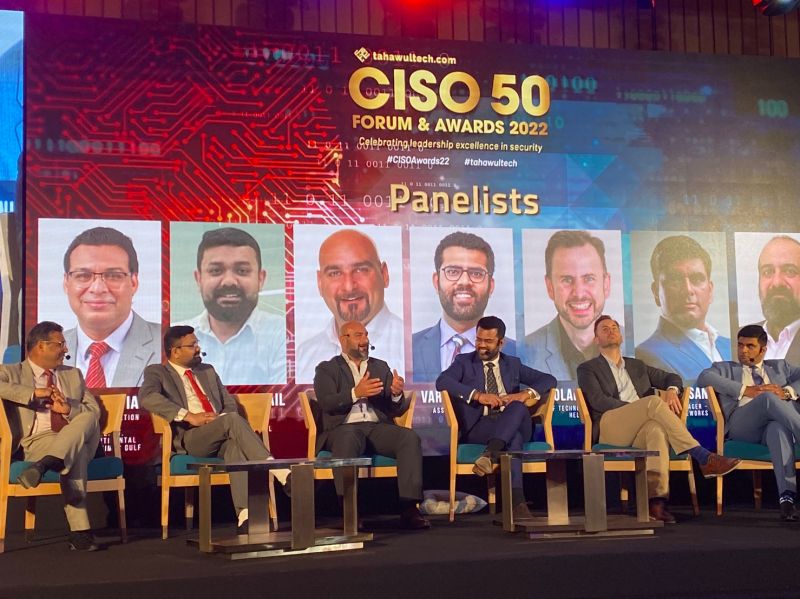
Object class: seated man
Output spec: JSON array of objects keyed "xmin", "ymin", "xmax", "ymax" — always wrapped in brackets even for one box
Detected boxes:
[
  {"xmin": 436, "ymin": 316, "xmax": 557, "ymax": 520},
  {"xmin": 140, "ymin": 325, "xmax": 286, "ymax": 533},
  {"xmin": 578, "ymin": 315, "xmax": 740, "ymax": 523},
  {"xmin": 0, "ymin": 321, "xmax": 101, "ymax": 551},
  {"xmin": 698, "ymin": 324, "xmax": 800, "ymax": 521},
  {"xmin": 313, "ymin": 320, "xmax": 429, "ymax": 530}
]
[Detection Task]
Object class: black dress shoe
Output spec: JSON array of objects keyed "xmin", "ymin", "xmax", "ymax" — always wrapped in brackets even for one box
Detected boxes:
[
  {"xmin": 17, "ymin": 464, "xmax": 44, "ymax": 489},
  {"xmin": 399, "ymin": 506, "xmax": 430, "ymax": 530},
  {"xmin": 648, "ymin": 498, "xmax": 677, "ymax": 524},
  {"xmin": 780, "ymin": 501, "xmax": 799, "ymax": 522},
  {"xmin": 68, "ymin": 530, "xmax": 99, "ymax": 552}
]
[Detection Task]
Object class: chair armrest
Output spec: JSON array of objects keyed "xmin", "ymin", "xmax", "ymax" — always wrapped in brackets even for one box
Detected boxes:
[
  {"xmin": 532, "ymin": 388, "xmax": 556, "ymax": 448},
  {"xmin": 679, "ymin": 388, "xmax": 691, "ymax": 425},
  {"xmin": 439, "ymin": 390, "xmax": 460, "ymax": 459},
  {"xmin": 576, "ymin": 388, "xmax": 592, "ymax": 451},
  {"xmin": 97, "ymin": 393, "xmax": 126, "ymax": 459},
  {"xmin": 394, "ymin": 391, "xmax": 416, "ymax": 428},
  {"xmin": 705, "ymin": 386, "xmax": 725, "ymax": 453},
  {"xmin": 151, "ymin": 413, "xmax": 174, "ymax": 473},
  {"xmin": 298, "ymin": 391, "xmax": 318, "ymax": 459}
]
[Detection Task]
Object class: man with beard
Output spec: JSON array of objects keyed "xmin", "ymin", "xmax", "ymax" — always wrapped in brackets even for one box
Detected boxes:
[
  {"xmin": 140, "ymin": 326, "xmax": 288, "ymax": 533},
  {"xmin": 62, "ymin": 226, "xmax": 161, "ymax": 387},
  {"xmin": 436, "ymin": 316, "xmax": 556, "ymax": 520},
  {"xmin": 313, "ymin": 320, "xmax": 429, "ymax": 529},
  {"xmin": 757, "ymin": 236, "xmax": 800, "ymax": 364},
  {"xmin": 523, "ymin": 230, "xmax": 612, "ymax": 381},
  {"xmin": 296, "ymin": 229, "xmax": 404, "ymax": 383},
  {"xmin": 175, "ymin": 227, "xmax": 286, "ymax": 384},
  {"xmin": 412, "ymin": 231, "xmax": 516, "ymax": 382},
  {"xmin": 636, "ymin": 235, "xmax": 731, "ymax": 381}
]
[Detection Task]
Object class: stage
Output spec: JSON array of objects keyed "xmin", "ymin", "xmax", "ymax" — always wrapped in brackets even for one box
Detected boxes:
[{"xmin": 2, "ymin": 506, "xmax": 799, "ymax": 599}]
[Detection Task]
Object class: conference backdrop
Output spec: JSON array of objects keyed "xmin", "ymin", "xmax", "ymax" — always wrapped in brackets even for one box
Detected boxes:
[{"xmin": 23, "ymin": 13, "xmax": 800, "ymax": 459}]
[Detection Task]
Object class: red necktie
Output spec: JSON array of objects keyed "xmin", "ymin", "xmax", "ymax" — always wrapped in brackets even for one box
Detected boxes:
[
  {"xmin": 85, "ymin": 342, "xmax": 110, "ymax": 388},
  {"xmin": 45, "ymin": 369, "xmax": 68, "ymax": 433},
  {"xmin": 185, "ymin": 370, "xmax": 215, "ymax": 413},
  {"xmin": 449, "ymin": 334, "xmax": 465, "ymax": 366}
]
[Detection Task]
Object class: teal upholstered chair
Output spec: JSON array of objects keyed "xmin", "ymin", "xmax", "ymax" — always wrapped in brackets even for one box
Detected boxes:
[
  {"xmin": 706, "ymin": 386, "xmax": 800, "ymax": 515},
  {"xmin": 0, "ymin": 393, "xmax": 127, "ymax": 553},
  {"xmin": 440, "ymin": 388, "xmax": 556, "ymax": 522},
  {"xmin": 298, "ymin": 389, "xmax": 417, "ymax": 480},
  {"xmin": 576, "ymin": 388, "xmax": 699, "ymax": 515}
]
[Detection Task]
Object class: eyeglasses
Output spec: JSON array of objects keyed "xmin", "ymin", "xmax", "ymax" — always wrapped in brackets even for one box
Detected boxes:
[
  {"xmin": 440, "ymin": 266, "xmax": 492, "ymax": 284},
  {"xmin": 173, "ymin": 342, "xmax": 201, "ymax": 350},
  {"xmin": 67, "ymin": 270, "xmax": 131, "ymax": 287},
  {"xmin": 42, "ymin": 340, "xmax": 68, "ymax": 349}
]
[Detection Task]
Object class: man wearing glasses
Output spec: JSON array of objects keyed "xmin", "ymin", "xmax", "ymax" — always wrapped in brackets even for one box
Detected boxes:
[
  {"xmin": 61, "ymin": 227, "xmax": 161, "ymax": 387},
  {"xmin": 412, "ymin": 231, "xmax": 516, "ymax": 382}
]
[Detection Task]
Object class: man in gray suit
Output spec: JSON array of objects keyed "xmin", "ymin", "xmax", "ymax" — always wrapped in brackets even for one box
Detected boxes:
[
  {"xmin": 0, "ymin": 321, "xmax": 101, "ymax": 550},
  {"xmin": 698, "ymin": 324, "xmax": 800, "ymax": 521},
  {"xmin": 139, "ymin": 325, "xmax": 285, "ymax": 533},
  {"xmin": 62, "ymin": 226, "xmax": 161, "ymax": 387}
]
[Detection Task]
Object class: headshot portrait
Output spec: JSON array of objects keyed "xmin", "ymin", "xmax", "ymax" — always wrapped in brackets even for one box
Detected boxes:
[
  {"xmin": 170, "ymin": 223, "xmax": 287, "ymax": 385},
  {"xmin": 632, "ymin": 232, "xmax": 731, "ymax": 381},
  {"xmin": 37, "ymin": 219, "xmax": 162, "ymax": 387},
  {"xmin": 735, "ymin": 232, "xmax": 800, "ymax": 364},
  {"xmin": 521, "ymin": 229, "xmax": 624, "ymax": 382},
  {"xmin": 410, "ymin": 227, "xmax": 516, "ymax": 383},
  {"xmin": 294, "ymin": 225, "xmax": 404, "ymax": 384}
]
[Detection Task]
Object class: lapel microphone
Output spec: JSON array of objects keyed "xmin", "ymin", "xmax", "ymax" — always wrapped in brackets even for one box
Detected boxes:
[{"xmin": 64, "ymin": 355, "xmax": 71, "ymax": 360}]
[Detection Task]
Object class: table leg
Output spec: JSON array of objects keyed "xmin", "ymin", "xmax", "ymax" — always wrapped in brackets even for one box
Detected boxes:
[
  {"xmin": 500, "ymin": 454, "xmax": 514, "ymax": 532},
  {"xmin": 341, "ymin": 465, "xmax": 358, "ymax": 536},
  {"xmin": 634, "ymin": 457, "xmax": 650, "ymax": 523},
  {"xmin": 290, "ymin": 463, "xmax": 315, "ymax": 550},
  {"xmin": 198, "ymin": 465, "xmax": 212, "ymax": 552},
  {"xmin": 247, "ymin": 469, "xmax": 271, "ymax": 536},
  {"xmin": 582, "ymin": 454, "xmax": 608, "ymax": 533},
  {"xmin": 546, "ymin": 459, "xmax": 570, "ymax": 526}
]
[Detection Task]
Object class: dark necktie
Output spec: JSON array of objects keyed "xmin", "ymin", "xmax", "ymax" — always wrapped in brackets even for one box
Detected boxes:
[
  {"xmin": 45, "ymin": 369, "xmax": 68, "ymax": 433},
  {"xmin": 185, "ymin": 370, "xmax": 216, "ymax": 413},
  {"xmin": 750, "ymin": 365, "xmax": 765, "ymax": 386},
  {"xmin": 486, "ymin": 363, "xmax": 500, "ymax": 413}
]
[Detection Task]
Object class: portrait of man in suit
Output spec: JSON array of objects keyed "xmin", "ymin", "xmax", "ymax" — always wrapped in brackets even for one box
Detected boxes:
[
  {"xmin": 436, "ymin": 315, "xmax": 556, "ymax": 520},
  {"xmin": 698, "ymin": 324, "xmax": 800, "ymax": 520},
  {"xmin": 635, "ymin": 234, "xmax": 731, "ymax": 381},
  {"xmin": 171, "ymin": 225, "xmax": 286, "ymax": 385},
  {"xmin": 0, "ymin": 321, "xmax": 101, "ymax": 550},
  {"xmin": 59, "ymin": 226, "xmax": 162, "ymax": 388},
  {"xmin": 523, "ymin": 229, "xmax": 622, "ymax": 382},
  {"xmin": 758, "ymin": 236, "xmax": 800, "ymax": 362},
  {"xmin": 412, "ymin": 230, "xmax": 516, "ymax": 382}
]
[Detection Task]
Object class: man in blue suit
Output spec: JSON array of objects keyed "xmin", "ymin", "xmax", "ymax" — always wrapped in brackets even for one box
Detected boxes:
[
  {"xmin": 413, "ymin": 232, "xmax": 515, "ymax": 382},
  {"xmin": 436, "ymin": 316, "xmax": 555, "ymax": 519},
  {"xmin": 636, "ymin": 235, "xmax": 730, "ymax": 381},
  {"xmin": 698, "ymin": 324, "xmax": 800, "ymax": 521}
]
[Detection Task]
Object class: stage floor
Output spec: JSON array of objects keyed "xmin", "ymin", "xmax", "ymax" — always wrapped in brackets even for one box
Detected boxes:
[{"xmin": 2, "ymin": 507, "xmax": 800, "ymax": 599}]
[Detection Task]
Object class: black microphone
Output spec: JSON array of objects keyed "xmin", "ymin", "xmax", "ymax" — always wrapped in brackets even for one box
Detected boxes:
[
  {"xmin": 369, "ymin": 345, "xmax": 376, "ymax": 350},
  {"xmin": 65, "ymin": 354, "xmax": 72, "ymax": 360},
  {"xmin": 201, "ymin": 352, "xmax": 207, "ymax": 357}
]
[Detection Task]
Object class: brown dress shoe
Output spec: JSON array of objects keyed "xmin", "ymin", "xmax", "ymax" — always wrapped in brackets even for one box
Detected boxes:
[
  {"xmin": 699, "ymin": 454, "xmax": 741, "ymax": 478},
  {"xmin": 472, "ymin": 452, "xmax": 494, "ymax": 477},
  {"xmin": 512, "ymin": 501, "xmax": 534, "ymax": 521},
  {"xmin": 400, "ymin": 506, "xmax": 431, "ymax": 530},
  {"xmin": 648, "ymin": 499, "xmax": 677, "ymax": 524}
]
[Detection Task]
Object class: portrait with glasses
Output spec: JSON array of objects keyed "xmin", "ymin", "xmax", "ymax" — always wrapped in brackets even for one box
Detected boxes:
[
  {"xmin": 37, "ymin": 219, "xmax": 162, "ymax": 387},
  {"xmin": 411, "ymin": 228, "xmax": 517, "ymax": 384}
]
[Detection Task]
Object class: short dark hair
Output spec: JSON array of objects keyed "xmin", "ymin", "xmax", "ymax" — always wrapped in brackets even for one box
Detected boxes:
[
  {"xmin": 477, "ymin": 315, "xmax": 506, "ymax": 339},
  {"xmin": 593, "ymin": 314, "xmax": 618, "ymax": 335},
  {"xmin": 650, "ymin": 235, "xmax": 712, "ymax": 281},
  {"xmin": 25, "ymin": 321, "xmax": 63, "ymax": 353},
  {"xmin": 544, "ymin": 230, "xmax": 607, "ymax": 278},
  {"xmin": 196, "ymin": 227, "xmax": 262, "ymax": 271},
  {"xmin": 164, "ymin": 325, "xmax": 195, "ymax": 355},
  {"xmin": 434, "ymin": 231, "xmax": 494, "ymax": 274},
  {"xmin": 738, "ymin": 324, "xmax": 768, "ymax": 348},
  {"xmin": 63, "ymin": 227, "xmax": 139, "ymax": 274}
]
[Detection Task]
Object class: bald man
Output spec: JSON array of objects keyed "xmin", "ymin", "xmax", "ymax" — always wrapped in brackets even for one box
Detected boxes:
[
  {"xmin": 296, "ymin": 229, "xmax": 405, "ymax": 383},
  {"xmin": 758, "ymin": 236, "xmax": 800, "ymax": 364}
]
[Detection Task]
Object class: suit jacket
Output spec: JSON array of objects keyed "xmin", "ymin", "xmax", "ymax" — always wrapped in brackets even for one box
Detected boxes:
[
  {"xmin": 435, "ymin": 351, "xmax": 557, "ymax": 434},
  {"xmin": 139, "ymin": 362, "xmax": 238, "ymax": 452},
  {"xmin": 696, "ymin": 359, "xmax": 800, "ymax": 423},
  {"xmin": 64, "ymin": 311, "xmax": 162, "ymax": 387},
  {"xmin": 313, "ymin": 355, "xmax": 408, "ymax": 452},
  {"xmin": 412, "ymin": 320, "xmax": 518, "ymax": 383},
  {"xmin": 0, "ymin": 361, "xmax": 99, "ymax": 452},
  {"xmin": 635, "ymin": 317, "xmax": 731, "ymax": 382},
  {"xmin": 577, "ymin": 355, "xmax": 683, "ymax": 443},
  {"xmin": 523, "ymin": 316, "xmax": 592, "ymax": 382}
]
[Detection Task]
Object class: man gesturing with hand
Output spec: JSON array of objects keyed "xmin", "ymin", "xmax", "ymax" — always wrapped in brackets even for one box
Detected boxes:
[{"xmin": 313, "ymin": 320, "xmax": 429, "ymax": 530}]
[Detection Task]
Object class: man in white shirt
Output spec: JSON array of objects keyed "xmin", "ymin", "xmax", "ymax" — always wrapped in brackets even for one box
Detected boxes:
[
  {"xmin": 757, "ymin": 235, "xmax": 800, "ymax": 363},
  {"xmin": 297, "ymin": 229, "xmax": 404, "ymax": 383},
  {"xmin": 175, "ymin": 227, "xmax": 286, "ymax": 385},
  {"xmin": 698, "ymin": 324, "xmax": 800, "ymax": 521},
  {"xmin": 636, "ymin": 235, "xmax": 731, "ymax": 381}
]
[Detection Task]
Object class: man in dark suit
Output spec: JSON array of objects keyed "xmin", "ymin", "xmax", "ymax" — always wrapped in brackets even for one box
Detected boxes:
[
  {"xmin": 140, "ymin": 325, "xmax": 284, "ymax": 533},
  {"xmin": 698, "ymin": 324, "xmax": 800, "ymax": 520},
  {"xmin": 0, "ymin": 321, "xmax": 101, "ymax": 551},
  {"xmin": 436, "ymin": 316, "xmax": 556, "ymax": 520},
  {"xmin": 578, "ymin": 315, "xmax": 739, "ymax": 523},
  {"xmin": 313, "ymin": 320, "xmax": 429, "ymax": 530}
]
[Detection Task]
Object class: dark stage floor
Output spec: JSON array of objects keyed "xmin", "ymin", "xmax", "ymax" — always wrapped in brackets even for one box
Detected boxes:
[{"xmin": 2, "ymin": 506, "xmax": 800, "ymax": 599}]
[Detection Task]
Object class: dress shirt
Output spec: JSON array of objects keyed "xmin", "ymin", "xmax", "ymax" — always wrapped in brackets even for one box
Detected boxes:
[
  {"xmin": 765, "ymin": 318, "xmax": 800, "ymax": 360},
  {"xmin": 168, "ymin": 361, "xmax": 215, "ymax": 421},
  {"xmin": 665, "ymin": 316, "xmax": 724, "ymax": 362},
  {"xmin": 603, "ymin": 355, "xmax": 641, "ymax": 404},
  {"xmin": 738, "ymin": 360, "xmax": 797, "ymax": 407},
  {"xmin": 467, "ymin": 356, "xmax": 532, "ymax": 416},
  {"xmin": 438, "ymin": 320, "xmax": 476, "ymax": 372},
  {"xmin": 28, "ymin": 360, "xmax": 61, "ymax": 436},
  {"xmin": 75, "ymin": 311, "xmax": 133, "ymax": 385},
  {"xmin": 341, "ymin": 353, "xmax": 402, "ymax": 424}
]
